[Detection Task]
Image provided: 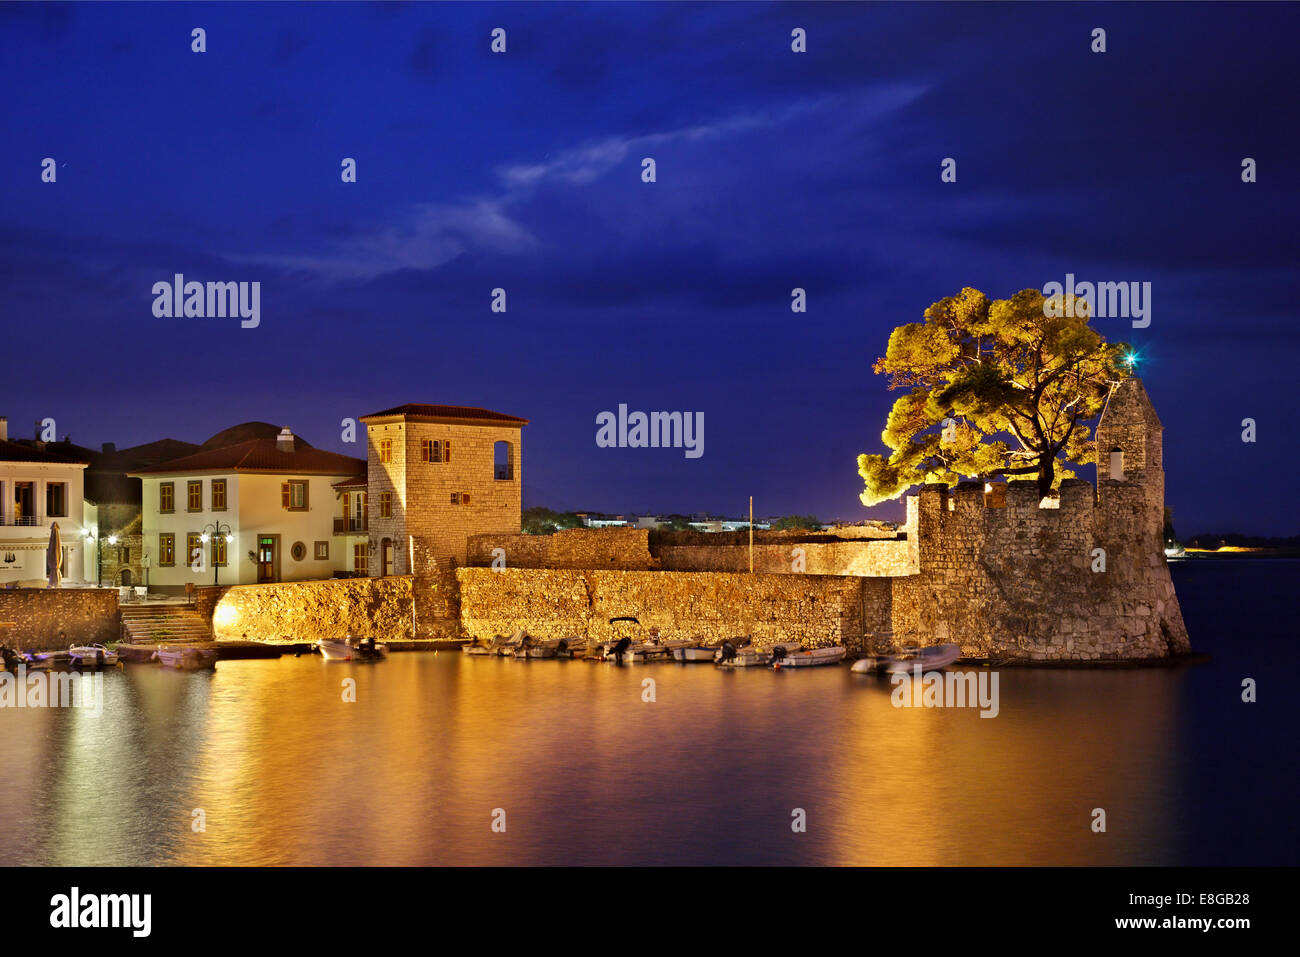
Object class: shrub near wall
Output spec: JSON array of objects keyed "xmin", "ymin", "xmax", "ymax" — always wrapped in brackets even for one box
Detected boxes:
[
  {"xmin": 200, "ymin": 577, "xmax": 416, "ymax": 643},
  {"xmin": 0, "ymin": 588, "xmax": 120, "ymax": 651}
]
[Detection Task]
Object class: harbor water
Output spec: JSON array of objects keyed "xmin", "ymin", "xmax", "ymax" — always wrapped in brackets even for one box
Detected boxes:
[{"xmin": 0, "ymin": 559, "xmax": 1293, "ymax": 866}]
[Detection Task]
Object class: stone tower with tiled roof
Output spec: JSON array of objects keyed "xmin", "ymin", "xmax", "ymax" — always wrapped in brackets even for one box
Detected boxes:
[{"xmin": 359, "ymin": 404, "xmax": 527, "ymax": 573}]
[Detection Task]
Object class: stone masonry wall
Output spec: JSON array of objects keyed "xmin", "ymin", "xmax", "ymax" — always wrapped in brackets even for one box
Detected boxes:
[
  {"xmin": 458, "ymin": 567, "xmax": 888, "ymax": 651},
  {"xmin": 0, "ymin": 588, "xmax": 120, "ymax": 651},
  {"xmin": 467, "ymin": 527, "xmax": 657, "ymax": 570},
  {"xmin": 657, "ymin": 539, "xmax": 915, "ymax": 576},
  {"xmin": 890, "ymin": 480, "xmax": 1189, "ymax": 661},
  {"xmin": 196, "ymin": 576, "xmax": 418, "ymax": 643}
]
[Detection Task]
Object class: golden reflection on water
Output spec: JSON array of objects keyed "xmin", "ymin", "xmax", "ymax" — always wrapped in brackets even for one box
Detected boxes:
[{"xmin": 0, "ymin": 654, "xmax": 1186, "ymax": 865}]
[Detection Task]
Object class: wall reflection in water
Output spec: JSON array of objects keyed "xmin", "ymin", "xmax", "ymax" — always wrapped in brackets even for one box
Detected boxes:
[{"xmin": 0, "ymin": 656, "xmax": 1187, "ymax": 865}]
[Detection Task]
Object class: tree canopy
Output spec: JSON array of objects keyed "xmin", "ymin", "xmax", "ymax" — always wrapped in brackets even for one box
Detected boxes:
[
  {"xmin": 858, "ymin": 287, "xmax": 1130, "ymax": 504},
  {"xmin": 521, "ymin": 507, "xmax": 586, "ymax": 535},
  {"xmin": 770, "ymin": 515, "xmax": 824, "ymax": 531}
]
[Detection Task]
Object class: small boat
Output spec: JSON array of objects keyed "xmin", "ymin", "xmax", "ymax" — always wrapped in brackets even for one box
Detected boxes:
[
  {"xmin": 850, "ymin": 654, "xmax": 889, "ymax": 674},
  {"xmin": 512, "ymin": 635, "xmax": 561, "ymax": 659},
  {"xmin": 591, "ymin": 617, "xmax": 660, "ymax": 663},
  {"xmin": 671, "ymin": 640, "xmax": 720, "ymax": 662},
  {"xmin": 19, "ymin": 650, "xmax": 71, "ymax": 671},
  {"xmin": 714, "ymin": 638, "xmax": 771, "ymax": 668},
  {"xmin": 556, "ymin": 636, "xmax": 588, "ymax": 659},
  {"xmin": 772, "ymin": 645, "xmax": 847, "ymax": 669},
  {"xmin": 318, "ymin": 637, "xmax": 388, "ymax": 661},
  {"xmin": 494, "ymin": 629, "xmax": 527, "ymax": 657},
  {"xmin": 153, "ymin": 645, "xmax": 218, "ymax": 670},
  {"xmin": 512, "ymin": 635, "xmax": 589, "ymax": 659},
  {"xmin": 880, "ymin": 643, "xmax": 961, "ymax": 675},
  {"xmin": 69, "ymin": 643, "xmax": 119, "ymax": 668}
]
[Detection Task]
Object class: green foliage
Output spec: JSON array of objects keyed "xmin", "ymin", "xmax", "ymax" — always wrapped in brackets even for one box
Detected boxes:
[
  {"xmin": 656, "ymin": 514, "xmax": 694, "ymax": 531},
  {"xmin": 858, "ymin": 287, "xmax": 1128, "ymax": 504},
  {"xmin": 770, "ymin": 515, "xmax": 824, "ymax": 531},
  {"xmin": 521, "ymin": 507, "xmax": 585, "ymax": 535}
]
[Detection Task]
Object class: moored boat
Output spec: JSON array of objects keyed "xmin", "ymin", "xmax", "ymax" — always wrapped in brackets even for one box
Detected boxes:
[
  {"xmin": 671, "ymin": 641, "xmax": 720, "ymax": 662},
  {"xmin": 714, "ymin": 638, "xmax": 770, "ymax": 668},
  {"xmin": 153, "ymin": 645, "xmax": 218, "ymax": 670},
  {"xmin": 880, "ymin": 642, "xmax": 961, "ymax": 675},
  {"xmin": 771, "ymin": 645, "xmax": 846, "ymax": 669},
  {"xmin": 494, "ymin": 629, "xmax": 527, "ymax": 656},
  {"xmin": 512, "ymin": 635, "xmax": 561, "ymax": 659},
  {"xmin": 318, "ymin": 637, "xmax": 388, "ymax": 661},
  {"xmin": 69, "ymin": 643, "xmax": 119, "ymax": 668}
]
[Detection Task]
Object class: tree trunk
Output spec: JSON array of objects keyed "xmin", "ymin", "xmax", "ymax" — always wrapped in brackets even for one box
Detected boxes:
[{"xmin": 1037, "ymin": 457, "xmax": 1055, "ymax": 499}]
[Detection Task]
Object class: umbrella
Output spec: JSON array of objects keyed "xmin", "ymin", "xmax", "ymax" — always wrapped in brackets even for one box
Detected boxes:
[{"xmin": 46, "ymin": 522, "xmax": 63, "ymax": 588}]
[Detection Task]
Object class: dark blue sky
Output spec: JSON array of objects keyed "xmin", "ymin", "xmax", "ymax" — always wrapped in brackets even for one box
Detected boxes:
[{"xmin": 2, "ymin": 2, "xmax": 1296, "ymax": 534}]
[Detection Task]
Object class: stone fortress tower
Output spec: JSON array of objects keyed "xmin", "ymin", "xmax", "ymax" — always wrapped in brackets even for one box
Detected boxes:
[
  {"xmin": 360, "ymin": 404, "xmax": 528, "ymax": 576},
  {"xmin": 890, "ymin": 374, "xmax": 1190, "ymax": 659}
]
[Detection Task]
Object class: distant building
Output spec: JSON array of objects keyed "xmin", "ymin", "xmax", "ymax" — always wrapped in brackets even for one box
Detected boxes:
[
  {"xmin": 0, "ymin": 416, "xmax": 93, "ymax": 586},
  {"xmin": 359, "ymin": 403, "xmax": 527, "ymax": 572},
  {"xmin": 130, "ymin": 423, "xmax": 365, "ymax": 592}
]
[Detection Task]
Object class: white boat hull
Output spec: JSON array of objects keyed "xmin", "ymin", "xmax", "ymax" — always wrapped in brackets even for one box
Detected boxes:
[
  {"xmin": 154, "ymin": 646, "xmax": 218, "ymax": 670},
  {"xmin": 318, "ymin": 639, "xmax": 388, "ymax": 661},
  {"xmin": 69, "ymin": 644, "xmax": 118, "ymax": 667},
  {"xmin": 672, "ymin": 646, "xmax": 717, "ymax": 662},
  {"xmin": 715, "ymin": 649, "xmax": 769, "ymax": 668},
  {"xmin": 772, "ymin": 646, "xmax": 847, "ymax": 668},
  {"xmin": 881, "ymin": 643, "xmax": 961, "ymax": 675}
]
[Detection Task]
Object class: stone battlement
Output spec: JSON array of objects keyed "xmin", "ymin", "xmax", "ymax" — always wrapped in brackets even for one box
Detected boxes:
[{"xmin": 453, "ymin": 377, "xmax": 1191, "ymax": 662}]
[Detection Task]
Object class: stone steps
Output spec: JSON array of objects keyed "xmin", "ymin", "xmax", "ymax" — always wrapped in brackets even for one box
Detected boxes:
[{"xmin": 120, "ymin": 607, "xmax": 213, "ymax": 644}]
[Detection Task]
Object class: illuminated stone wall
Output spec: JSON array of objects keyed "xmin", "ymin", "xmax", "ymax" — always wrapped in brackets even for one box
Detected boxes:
[
  {"xmin": 458, "ymin": 567, "xmax": 891, "ymax": 650},
  {"xmin": 0, "ymin": 587, "xmax": 119, "ymax": 651},
  {"xmin": 657, "ymin": 539, "xmax": 916, "ymax": 577},
  {"xmin": 467, "ymin": 527, "xmax": 657, "ymax": 570},
  {"xmin": 197, "ymin": 576, "xmax": 417, "ymax": 642}
]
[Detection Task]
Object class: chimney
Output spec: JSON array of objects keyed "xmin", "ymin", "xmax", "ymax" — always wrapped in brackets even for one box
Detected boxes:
[
  {"xmin": 102, "ymin": 442, "xmax": 116, "ymax": 454},
  {"xmin": 0, "ymin": 416, "xmax": 7, "ymax": 442},
  {"xmin": 276, "ymin": 427, "xmax": 295, "ymax": 453}
]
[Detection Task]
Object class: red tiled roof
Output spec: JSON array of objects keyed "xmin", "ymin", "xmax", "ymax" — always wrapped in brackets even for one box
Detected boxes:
[
  {"xmin": 332, "ymin": 474, "xmax": 367, "ymax": 488},
  {"xmin": 128, "ymin": 438, "xmax": 365, "ymax": 476},
  {"xmin": 360, "ymin": 404, "xmax": 528, "ymax": 426},
  {"xmin": 0, "ymin": 439, "xmax": 89, "ymax": 465}
]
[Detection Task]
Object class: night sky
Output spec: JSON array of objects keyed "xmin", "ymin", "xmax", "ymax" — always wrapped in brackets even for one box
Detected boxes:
[{"xmin": 2, "ymin": 2, "xmax": 1296, "ymax": 534}]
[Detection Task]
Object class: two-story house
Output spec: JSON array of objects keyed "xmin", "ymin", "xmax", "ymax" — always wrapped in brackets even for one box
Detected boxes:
[
  {"xmin": 0, "ymin": 416, "xmax": 94, "ymax": 586},
  {"xmin": 129, "ymin": 422, "xmax": 365, "ymax": 593}
]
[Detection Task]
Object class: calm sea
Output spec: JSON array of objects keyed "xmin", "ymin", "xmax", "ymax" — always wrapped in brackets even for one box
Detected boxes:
[{"xmin": 1, "ymin": 559, "xmax": 1294, "ymax": 866}]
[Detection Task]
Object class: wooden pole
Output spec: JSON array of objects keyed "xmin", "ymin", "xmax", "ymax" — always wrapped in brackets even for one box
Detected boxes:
[{"xmin": 749, "ymin": 496, "xmax": 754, "ymax": 574}]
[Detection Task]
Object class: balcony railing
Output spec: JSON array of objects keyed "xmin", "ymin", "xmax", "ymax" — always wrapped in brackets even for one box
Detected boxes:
[
  {"xmin": 333, "ymin": 516, "xmax": 368, "ymax": 534},
  {"xmin": 0, "ymin": 515, "xmax": 48, "ymax": 527}
]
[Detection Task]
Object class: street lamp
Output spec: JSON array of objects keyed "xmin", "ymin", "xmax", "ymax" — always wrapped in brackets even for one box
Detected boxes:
[
  {"xmin": 200, "ymin": 520, "xmax": 234, "ymax": 586},
  {"xmin": 83, "ymin": 528, "xmax": 100, "ymax": 587}
]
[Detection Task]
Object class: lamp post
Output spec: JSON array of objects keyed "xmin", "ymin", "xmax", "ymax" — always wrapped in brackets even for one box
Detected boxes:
[
  {"xmin": 83, "ymin": 528, "xmax": 99, "ymax": 586},
  {"xmin": 200, "ymin": 521, "xmax": 233, "ymax": 586}
]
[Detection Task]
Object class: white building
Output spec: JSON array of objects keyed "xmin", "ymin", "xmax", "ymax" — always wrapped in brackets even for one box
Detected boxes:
[
  {"xmin": 0, "ymin": 416, "xmax": 95, "ymax": 587},
  {"xmin": 129, "ymin": 423, "xmax": 365, "ymax": 593}
]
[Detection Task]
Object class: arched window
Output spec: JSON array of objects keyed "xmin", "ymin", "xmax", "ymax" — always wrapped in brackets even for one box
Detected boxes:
[{"xmin": 494, "ymin": 441, "xmax": 513, "ymax": 481}]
